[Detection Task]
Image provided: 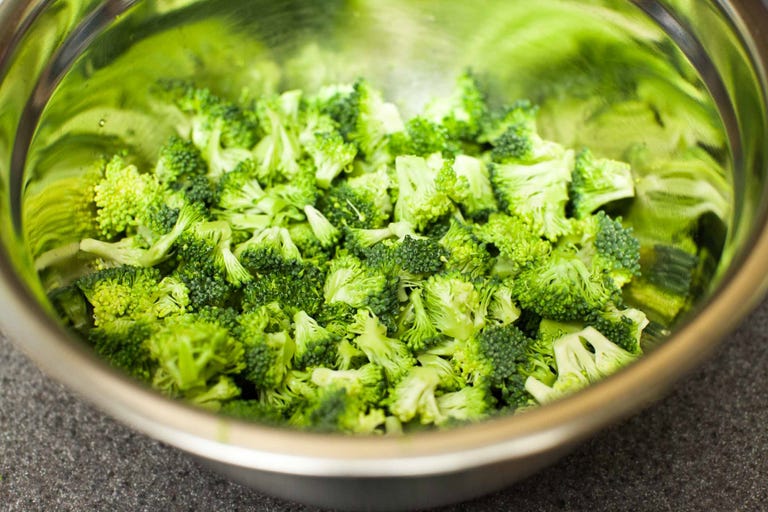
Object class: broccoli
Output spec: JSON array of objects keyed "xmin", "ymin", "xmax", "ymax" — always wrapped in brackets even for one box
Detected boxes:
[
  {"xmin": 393, "ymin": 154, "xmax": 462, "ymax": 230},
  {"xmin": 525, "ymin": 327, "xmax": 639, "ymax": 404},
  {"xmin": 242, "ymin": 259, "xmax": 326, "ymax": 316},
  {"xmin": 438, "ymin": 218, "xmax": 493, "ymax": 278},
  {"xmin": 156, "ymin": 80, "xmax": 257, "ymax": 177},
  {"xmin": 303, "ymin": 205, "xmax": 341, "ymax": 249},
  {"xmin": 348, "ymin": 310, "xmax": 415, "ymax": 382},
  {"xmin": 292, "ymin": 384, "xmax": 386, "ymax": 434},
  {"xmin": 175, "ymin": 220, "xmax": 251, "ymax": 286},
  {"xmin": 475, "ymin": 213, "xmax": 551, "ymax": 276},
  {"xmin": 235, "ymin": 304, "xmax": 294, "ymax": 390},
  {"xmin": 292, "ymin": 311, "xmax": 341, "ymax": 370},
  {"xmin": 305, "ymin": 130, "xmax": 358, "ymax": 188},
  {"xmin": 235, "ymin": 226, "xmax": 302, "ymax": 272},
  {"xmin": 88, "ymin": 319, "xmax": 158, "ymax": 381},
  {"xmin": 489, "ymin": 148, "xmax": 575, "ymax": 241},
  {"xmin": 319, "ymin": 168, "xmax": 393, "ymax": 229},
  {"xmin": 423, "ymin": 273, "xmax": 487, "ymax": 341},
  {"xmin": 452, "ymin": 323, "xmax": 536, "ymax": 408},
  {"xmin": 388, "ymin": 354, "xmax": 462, "ymax": 424},
  {"xmin": 323, "ymin": 253, "xmax": 400, "ymax": 330},
  {"xmin": 93, "ymin": 153, "xmax": 163, "ymax": 239},
  {"xmin": 79, "ymin": 203, "xmax": 204, "ymax": 268},
  {"xmin": 424, "ymin": 70, "xmax": 488, "ymax": 141},
  {"xmin": 512, "ymin": 211, "xmax": 640, "ymax": 321},
  {"xmin": 435, "ymin": 384, "xmax": 495, "ymax": 426},
  {"xmin": 40, "ymin": 72, "xmax": 713, "ymax": 433},
  {"xmin": 400, "ymin": 286, "xmax": 442, "ymax": 352},
  {"xmin": 390, "ymin": 116, "xmax": 456, "ymax": 158},
  {"xmin": 450, "ymin": 155, "xmax": 498, "ymax": 220},
  {"xmin": 341, "ymin": 79, "xmax": 405, "ymax": 170},
  {"xmin": 569, "ymin": 149, "xmax": 635, "ymax": 219},
  {"xmin": 154, "ymin": 135, "xmax": 209, "ymax": 187},
  {"xmin": 251, "ymin": 91, "xmax": 303, "ymax": 180},
  {"xmin": 76, "ymin": 266, "xmax": 164, "ymax": 326},
  {"xmin": 146, "ymin": 316, "xmax": 245, "ymax": 396}
]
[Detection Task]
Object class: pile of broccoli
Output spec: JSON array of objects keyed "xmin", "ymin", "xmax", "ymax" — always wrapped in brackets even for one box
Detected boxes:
[{"xmin": 37, "ymin": 72, "xmax": 725, "ymax": 434}]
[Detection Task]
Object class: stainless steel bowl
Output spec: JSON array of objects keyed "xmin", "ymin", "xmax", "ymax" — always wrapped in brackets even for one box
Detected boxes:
[{"xmin": 1, "ymin": 1, "xmax": 767, "ymax": 510}]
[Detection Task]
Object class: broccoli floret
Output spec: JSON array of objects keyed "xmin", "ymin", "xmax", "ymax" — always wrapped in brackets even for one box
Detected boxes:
[
  {"xmin": 423, "ymin": 273, "xmax": 487, "ymax": 341},
  {"xmin": 486, "ymin": 280, "xmax": 522, "ymax": 326},
  {"xmin": 323, "ymin": 253, "xmax": 400, "ymax": 330},
  {"xmin": 475, "ymin": 213, "xmax": 551, "ymax": 276},
  {"xmin": 157, "ymin": 80, "xmax": 256, "ymax": 177},
  {"xmin": 292, "ymin": 384, "xmax": 386, "ymax": 434},
  {"xmin": 586, "ymin": 305, "xmax": 649, "ymax": 354},
  {"xmin": 435, "ymin": 384, "xmax": 495, "ymax": 426},
  {"xmin": 88, "ymin": 319, "xmax": 158, "ymax": 381},
  {"xmin": 242, "ymin": 260, "xmax": 326, "ymax": 316},
  {"xmin": 450, "ymin": 155, "xmax": 498, "ymax": 220},
  {"xmin": 512, "ymin": 211, "xmax": 641, "ymax": 322},
  {"xmin": 438, "ymin": 218, "xmax": 493, "ymax": 278},
  {"xmin": 287, "ymin": 222, "xmax": 329, "ymax": 262},
  {"xmin": 424, "ymin": 70, "xmax": 488, "ymax": 141},
  {"xmin": 186, "ymin": 375, "xmax": 242, "ymax": 411},
  {"xmin": 214, "ymin": 160, "xmax": 272, "ymax": 214},
  {"xmin": 395, "ymin": 235, "xmax": 447, "ymax": 275},
  {"xmin": 75, "ymin": 266, "xmax": 163, "ymax": 326},
  {"xmin": 569, "ymin": 149, "xmax": 635, "ymax": 219},
  {"xmin": 80, "ymin": 204, "xmax": 204, "ymax": 268},
  {"xmin": 393, "ymin": 154, "xmax": 462, "ymax": 230},
  {"xmin": 220, "ymin": 399, "xmax": 285, "ymax": 425},
  {"xmin": 252, "ymin": 91, "xmax": 303, "ymax": 181},
  {"xmin": 388, "ymin": 354, "xmax": 462, "ymax": 425},
  {"xmin": 303, "ymin": 205, "xmax": 341, "ymax": 249},
  {"xmin": 452, "ymin": 324, "xmax": 534, "ymax": 408},
  {"xmin": 175, "ymin": 220, "xmax": 251, "ymax": 286},
  {"xmin": 512, "ymin": 248, "xmax": 615, "ymax": 322},
  {"xmin": 305, "ymin": 130, "xmax": 358, "ymax": 188},
  {"xmin": 343, "ymin": 79, "xmax": 404, "ymax": 170},
  {"xmin": 592, "ymin": 213, "xmax": 642, "ymax": 286},
  {"xmin": 236, "ymin": 226, "xmax": 302, "ymax": 272},
  {"xmin": 235, "ymin": 305, "xmax": 295, "ymax": 390},
  {"xmin": 293, "ymin": 311, "xmax": 341, "ymax": 370},
  {"xmin": 400, "ymin": 287, "xmax": 441, "ymax": 352},
  {"xmin": 146, "ymin": 316, "xmax": 245, "ymax": 395},
  {"xmin": 154, "ymin": 135, "xmax": 209, "ymax": 186},
  {"xmin": 311, "ymin": 363, "xmax": 386, "ymax": 405},
  {"xmin": 348, "ymin": 310, "xmax": 415, "ymax": 382},
  {"xmin": 525, "ymin": 327, "xmax": 639, "ymax": 404},
  {"xmin": 489, "ymin": 147, "xmax": 575, "ymax": 241},
  {"xmin": 389, "ymin": 117, "xmax": 456, "ymax": 158},
  {"xmin": 93, "ymin": 154, "xmax": 163, "ymax": 239},
  {"xmin": 174, "ymin": 266, "xmax": 235, "ymax": 311},
  {"xmin": 319, "ymin": 168, "xmax": 393, "ymax": 229}
]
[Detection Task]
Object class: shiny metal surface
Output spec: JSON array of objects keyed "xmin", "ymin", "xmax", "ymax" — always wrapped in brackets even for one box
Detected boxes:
[{"xmin": 1, "ymin": 1, "xmax": 767, "ymax": 510}]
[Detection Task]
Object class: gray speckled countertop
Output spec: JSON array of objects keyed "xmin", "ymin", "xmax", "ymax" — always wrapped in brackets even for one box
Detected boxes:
[{"xmin": 2, "ymin": 298, "xmax": 768, "ymax": 512}]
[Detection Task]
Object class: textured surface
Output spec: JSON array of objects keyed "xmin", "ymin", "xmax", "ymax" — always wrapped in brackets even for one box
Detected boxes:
[{"xmin": 1, "ymin": 298, "xmax": 768, "ymax": 512}]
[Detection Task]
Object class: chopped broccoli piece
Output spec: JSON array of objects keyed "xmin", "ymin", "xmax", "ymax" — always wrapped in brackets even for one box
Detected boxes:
[
  {"xmin": 489, "ymin": 149, "xmax": 575, "ymax": 240},
  {"xmin": 348, "ymin": 310, "xmax": 415, "ymax": 382},
  {"xmin": 525, "ymin": 327, "xmax": 639, "ymax": 404},
  {"xmin": 569, "ymin": 149, "xmax": 635, "ymax": 219},
  {"xmin": 423, "ymin": 273, "xmax": 487, "ymax": 341}
]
